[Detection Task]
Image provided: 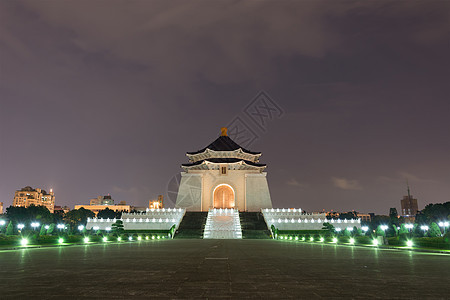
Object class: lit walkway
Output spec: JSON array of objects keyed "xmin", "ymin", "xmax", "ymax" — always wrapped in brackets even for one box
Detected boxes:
[{"xmin": 203, "ymin": 208, "xmax": 242, "ymax": 239}]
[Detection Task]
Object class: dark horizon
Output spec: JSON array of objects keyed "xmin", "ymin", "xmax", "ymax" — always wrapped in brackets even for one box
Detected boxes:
[{"xmin": 1, "ymin": 1, "xmax": 449, "ymax": 214}]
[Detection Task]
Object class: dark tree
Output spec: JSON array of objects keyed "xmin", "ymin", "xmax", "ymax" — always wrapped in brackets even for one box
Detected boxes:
[
  {"xmin": 64, "ymin": 208, "xmax": 95, "ymax": 228},
  {"xmin": 97, "ymin": 208, "xmax": 119, "ymax": 219}
]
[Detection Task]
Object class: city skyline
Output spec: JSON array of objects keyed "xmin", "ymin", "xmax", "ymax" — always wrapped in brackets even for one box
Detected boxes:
[{"xmin": 1, "ymin": 1, "xmax": 450, "ymax": 214}]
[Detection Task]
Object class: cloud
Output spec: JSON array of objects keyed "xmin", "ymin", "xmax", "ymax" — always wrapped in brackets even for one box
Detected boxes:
[
  {"xmin": 331, "ymin": 177, "xmax": 362, "ymax": 190},
  {"xmin": 286, "ymin": 178, "xmax": 309, "ymax": 188}
]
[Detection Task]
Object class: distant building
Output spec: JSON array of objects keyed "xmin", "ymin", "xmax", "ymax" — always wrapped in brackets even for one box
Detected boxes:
[
  {"xmin": 149, "ymin": 195, "xmax": 164, "ymax": 209},
  {"xmin": 90, "ymin": 195, "xmax": 114, "ymax": 206},
  {"xmin": 401, "ymin": 185, "xmax": 419, "ymax": 217},
  {"xmin": 54, "ymin": 205, "xmax": 70, "ymax": 214},
  {"xmin": 357, "ymin": 213, "xmax": 371, "ymax": 222},
  {"xmin": 13, "ymin": 186, "xmax": 55, "ymax": 213},
  {"xmin": 74, "ymin": 204, "xmax": 131, "ymax": 216}
]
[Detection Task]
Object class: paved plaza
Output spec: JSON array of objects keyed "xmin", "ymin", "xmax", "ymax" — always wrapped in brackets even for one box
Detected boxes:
[{"xmin": 1, "ymin": 240, "xmax": 449, "ymax": 298}]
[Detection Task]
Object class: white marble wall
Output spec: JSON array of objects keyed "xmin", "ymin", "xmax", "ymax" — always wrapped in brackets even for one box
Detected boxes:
[
  {"xmin": 262, "ymin": 208, "xmax": 361, "ymax": 231},
  {"xmin": 86, "ymin": 208, "xmax": 185, "ymax": 231}
]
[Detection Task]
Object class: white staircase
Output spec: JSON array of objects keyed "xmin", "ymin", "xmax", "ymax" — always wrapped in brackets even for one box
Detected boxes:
[{"xmin": 203, "ymin": 208, "xmax": 242, "ymax": 239}]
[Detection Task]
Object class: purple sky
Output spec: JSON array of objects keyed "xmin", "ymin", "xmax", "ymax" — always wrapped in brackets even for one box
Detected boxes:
[{"xmin": 1, "ymin": 1, "xmax": 449, "ymax": 214}]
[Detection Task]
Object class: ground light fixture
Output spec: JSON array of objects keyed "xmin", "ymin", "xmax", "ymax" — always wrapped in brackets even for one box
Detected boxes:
[
  {"xmin": 0, "ymin": 220, "xmax": 5, "ymax": 226},
  {"xmin": 145, "ymin": 236, "xmax": 149, "ymax": 240},
  {"xmin": 319, "ymin": 237, "xmax": 324, "ymax": 242},
  {"xmin": 152, "ymin": 236, "xmax": 155, "ymax": 240},
  {"xmin": 309, "ymin": 237, "xmax": 314, "ymax": 242},
  {"xmin": 332, "ymin": 237, "xmax": 338, "ymax": 243},
  {"xmin": 45, "ymin": 225, "xmax": 50, "ymax": 230},
  {"xmin": 295, "ymin": 236, "xmax": 299, "ymax": 241},
  {"xmin": 103, "ymin": 237, "xmax": 107, "ymax": 242},
  {"xmin": 84, "ymin": 237, "xmax": 89, "ymax": 243},
  {"xmin": 138, "ymin": 236, "xmax": 142, "ymax": 241},
  {"xmin": 157, "ymin": 236, "xmax": 161, "ymax": 239},
  {"xmin": 406, "ymin": 240, "xmax": 413, "ymax": 247},
  {"xmin": 117, "ymin": 237, "xmax": 122, "ymax": 241},
  {"xmin": 58, "ymin": 238, "xmax": 64, "ymax": 244},
  {"xmin": 301, "ymin": 237, "xmax": 305, "ymax": 241},
  {"xmin": 21, "ymin": 238, "xmax": 28, "ymax": 246},
  {"xmin": 289, "ymin": 236, "xmax": 292, "ymax": 240},
  {"xmin": 128, "ymin": 236, "xmax": 132, "ymax": 241},
  {"xmin": 372, "ymin": 239, "xmax": 379, "ymax": 246},
  {"xmin": 349, "ymin": 238, "xmax": 355, "ymax": 244}
]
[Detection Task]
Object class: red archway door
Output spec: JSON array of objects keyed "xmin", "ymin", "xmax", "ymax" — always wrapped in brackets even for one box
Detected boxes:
[{"xmin": 213, "ymin": 185, "xmax": 235, "ymax": 209}]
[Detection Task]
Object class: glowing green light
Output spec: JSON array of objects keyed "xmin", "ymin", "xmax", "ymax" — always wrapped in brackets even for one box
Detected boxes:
[
  {"xmin": 128, "ymin": 236, "xmax": 132, "ymax": 241},
  {"xmin": 21, "ymin": 238, "xmax": 28, "ymax": 246},
  {"xmin": 372, "ymin": 239, "xmax": 378, "ymax": 246},
  {"xmin": 58, "ymin": 238, "xmax": 64, "ymax": 244},
  {"xmin": 301, "ymin": 237, "xmax": 305, "ymax": 241},
  {"xmin": 103, "ymin": 237, "xmax": 107, "ymax": 242},
  {"xmin": 295, "ymin": 236, "xmax": 299, "ymax": 241},
  {"xmin": 289, "ymin": 236, "xmax": 293, "ymax": 240},
  {"xmin": 138, "ymin": 236, "xmax": 142, "ymax": 241},
  {"xmin": 117, "ymin": 237, "xmax": 122, "ymax": 241},
  {"xmin": 349, "ymin": 238, "xmax": 355, "ymax": 244},
  {"xmin": 332, "ymin": 237, "xmax": 338, "ymax": 243},
  {"xmin": 320, "ymin": 237, "xmax": 324, "ymax": 242},
  {"xmin": 310, "ymin": 237, "xmax": 314, "ymax": 242},
  {"xmin": 84, "ymin": 237, "xmax": 89, "ymax": 243},
  {"xmin": 406, "ymin": 240, "xmax": 413, "ymax": 247},
  {"xmin": 152, "ymin": 236, "xmax": 155, "ymax": 240},
  {"xmin": 145, "ymin": 236, "xmax": 149, "ymax": 240},
  {"xmin": 157, "ymin": 236, "xmax": 160, "ymax": 239}
]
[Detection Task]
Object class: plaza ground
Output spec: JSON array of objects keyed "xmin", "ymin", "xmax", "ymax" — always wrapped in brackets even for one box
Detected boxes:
[{"xmin": 0, "ymin": 240, "xmax": 449, "ymax": 298}]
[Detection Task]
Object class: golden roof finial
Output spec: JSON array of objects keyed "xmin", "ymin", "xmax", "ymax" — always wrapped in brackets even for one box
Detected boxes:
[{"xmin": 220, "ymin": 127, "xmax": 228, "ymax": 136}]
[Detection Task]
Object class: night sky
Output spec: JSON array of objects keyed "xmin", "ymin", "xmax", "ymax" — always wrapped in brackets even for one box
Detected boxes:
[{"xmin": 1, "ymin": 1, "xmax": 449, "ymax": 214}]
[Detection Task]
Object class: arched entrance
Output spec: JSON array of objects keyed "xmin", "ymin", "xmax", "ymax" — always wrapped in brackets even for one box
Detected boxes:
[{"xmin": 213, "ymin": 184, "xmax": 235, "ymax": 209}]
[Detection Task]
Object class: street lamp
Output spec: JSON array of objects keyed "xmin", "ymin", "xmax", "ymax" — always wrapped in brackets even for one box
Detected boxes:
[
  {"xmin": 0, "ymin": 220, "xmax": 6, "ymax": 226},
  {"xmin": 405, "ymin": 224, "xmax": 414, "ymax": 230},
  {"xmin": 45, "ymin": 225, "xmax": 50, "ymax": 230},
  {"xmin": 57, "ymin": 224, "xmax": 65, "ymax": 230},
  {"xmin": 420, "ymin": 225, "xmax": 429, "ymax": 233},
  {"xmin": 78, "ymin": 225, "xmax": 84, "ymax": 231},
  {"xmin": 380, "ymin": 225, "xmax": 389, "ymax": 231},
  {"xmin": 438, "ymin": 222, "xmax": 449, "ymax": 234},
  {"xmin": 17, "ymin": 224, "xmax": 25, "ymax": 230},
  {"xmin": 31, "ymin": 222, "xmax": 40, "ymax": 230},
  {"xmin": 335, "ymin": 228, "xmax": 341, "ymax": 232}
]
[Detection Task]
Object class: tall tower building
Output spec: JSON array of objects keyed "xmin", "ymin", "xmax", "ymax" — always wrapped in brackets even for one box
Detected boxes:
[{"xmin": 401, "ymin": 183, "xmax": 418, "ymax": 217}]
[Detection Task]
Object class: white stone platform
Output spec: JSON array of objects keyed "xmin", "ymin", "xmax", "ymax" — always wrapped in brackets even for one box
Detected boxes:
[
  {"xmin": 262, "ymin": 208, "xmax": 361, "ymax": 231},
  {"xmin": 203, "ymin": 208, "xmax": 242, "ymax": 239},
  {"xmin": 86, "ymin": 208, "xmax": 186, "ymax": 231}
]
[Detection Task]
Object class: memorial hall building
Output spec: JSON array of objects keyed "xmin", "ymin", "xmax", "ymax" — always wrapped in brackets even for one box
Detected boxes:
[{"xmin": 175, "ymin": 128, "xmax": 273, "ymax": 212}]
